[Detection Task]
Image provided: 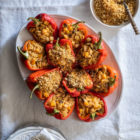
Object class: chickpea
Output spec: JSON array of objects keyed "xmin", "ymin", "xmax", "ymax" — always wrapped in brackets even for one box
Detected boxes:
[
  {"xmin": 64, "ymin": 34, "xmax": 68, "ymax": 39},
  {"xmin": 75, "ymin": 35, "xmax": 80, "ymax": 41},
  {"xmin": 44, "ymin": 21, "xmax": 49, "ymax": 25},
  {"xmin": 42, "ymin": 29, "xmax": 47, "ymax": 34},
  {"xmin": 50, "ymin": 36, "xmax": 54, "ymax": 41},
  {"xmin": 46, "ymin": 37, "xmax": 50, "ymax": 42},
  {"xmin": 86, "ymin": 37, "xmax": 92, "ymax": 42}
]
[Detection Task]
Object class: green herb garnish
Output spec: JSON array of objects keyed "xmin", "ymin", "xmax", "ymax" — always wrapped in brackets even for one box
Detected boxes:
[
  {"xmin": 77, "ymin": 88, "xmax": 84, "ymax": 91},
  {"xmin": 54, "ymin": 109, "xmax": 60, "ymax": 114},
  {"xmin": 109, "ymin": 75, "xmax": 116, "ymax": 87},
  {"xmin": 46, "ymin": 109, "xmax": 60, "ymax": 116}
]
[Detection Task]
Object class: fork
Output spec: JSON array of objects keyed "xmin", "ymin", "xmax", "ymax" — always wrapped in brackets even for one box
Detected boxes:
[{"xmin": 123, "ymin": 1, "xmax": 140, "ymax": 35}]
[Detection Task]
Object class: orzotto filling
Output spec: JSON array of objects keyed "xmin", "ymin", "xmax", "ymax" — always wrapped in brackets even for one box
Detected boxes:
[
  {"xmin": 77, "ymin": 37, "xmax": 100, "ymax": 67},
  {"xmin": 29, "ymin": 20, "xmax": 54, "ymax": 44},
  {"xmin": 89, "ymin": 65, "xmax": 115, "ymax": 93},
  {"xmin": 60, "ymin": 23, "xmax": 85, "ymax": 49},
  {"xmin": 26, "ymin": 40, "xmax": 48, "ymax": 69},
  {"xmin": 37, "ymin": 70, "xmax": 62, "ymax": 98},
  {"xmin": 47, "ymin": 87, "xmax": 75, "ymax": 117},
  {"xmin": 48, "ymin": 42, "xmax": 75, "ymax": 72},
  {"xmin": 78, "ymin": 93, "xmax": 104, "ymax": 118},
  {"xmin": 65, "ymin": 69, "xmax": 93, "ymax": 91}
]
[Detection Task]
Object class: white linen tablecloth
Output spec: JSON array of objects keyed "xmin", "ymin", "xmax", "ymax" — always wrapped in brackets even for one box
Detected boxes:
[{"xmin": 0, "ymin": 0, "xmax": 140, "ymax": 140}]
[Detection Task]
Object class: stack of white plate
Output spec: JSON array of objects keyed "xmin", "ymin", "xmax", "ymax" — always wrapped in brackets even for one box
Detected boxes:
[{"xmin": 7, "ymin": 126, "xmax": 66, "ymax": 140}]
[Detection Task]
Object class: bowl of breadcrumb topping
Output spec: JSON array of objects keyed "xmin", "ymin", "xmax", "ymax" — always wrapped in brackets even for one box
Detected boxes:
[{"xmin": 90, "ymin": 0, "xmax": 139, "ymax": 28}]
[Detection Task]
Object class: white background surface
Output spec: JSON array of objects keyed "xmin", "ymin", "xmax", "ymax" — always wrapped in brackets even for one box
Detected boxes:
[{"xmin": 0, "ymin": 0, "xmax": 140, "ymax": 140}]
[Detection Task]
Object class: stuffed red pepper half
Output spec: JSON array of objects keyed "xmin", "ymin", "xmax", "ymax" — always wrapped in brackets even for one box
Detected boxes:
[
  {"xmin": 62, "ymin": 69, "xmax": 93, "ymax": 97},
  {"xmin": 77, "ymin": 32, "xmax": 107, "ymax": 69},
  {"xmin": 76, "ymin": 92, "xmax": 107, "ymax": 122},
  {"xmin": 89, "ymin": 65, "xmax": 118, "ymax": 97},
  {"xmin": 27, "ymin": 13, "xmax": 57, "ymax": 44},
  {"xmin": 44, "ymin": 87, "xmax": 75, "ymax": 120},
  {"xmin": 59, "ymin": 19, "xmax": 88, "ymax": 50},
  {"xmin": 27, "ymin": 68, "xmax": 62, "ymax": 100},
  {"xmin": 17, "ymin": 40, "xmax": 49, "ymax": 71},
  {"xmin": 46, "ymin": 38, "xmax": 76, "ymax": 72}
]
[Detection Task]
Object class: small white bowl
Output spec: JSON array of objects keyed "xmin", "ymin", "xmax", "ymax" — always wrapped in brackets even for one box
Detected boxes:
[{"xmin": 90, "ymin": 0, "xmax": 139, "ymax": 28}]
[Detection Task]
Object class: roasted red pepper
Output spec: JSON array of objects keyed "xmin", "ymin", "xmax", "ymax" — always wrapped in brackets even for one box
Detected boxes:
[
  {"xmin": 27, "ymin": 13, "xmax": 57, "ymax": 44},
  {"xmin": 44, "ymin": 87, "xmax": 75, "ymax": 120},
  {"xmin": 76, "ymin": 92, "xmax": 107, "ymax": 122},
  {"xmin": 77, "ymin": 32, "xmax": 107, "ymax": 69},
  {"xmin": 27, "ymin": 68, "xmax": 62, "ymax": 100},
  {"xmin": 46, "ymin": 38, "xmax": 76, "ymax": 72},
  {"xmin": 89, "ymin": 65, "xmax": 119, "ymax": 97},
  {"xmin": 59, "ymin": 19, "xmax": 88, "ymax": 49},
  {"xmin": 62, "ymin": 69, "xmax": 93, "ymax": 97},
  {"xmin": 17, "ymin": 40, "xmax": 49, "ymax": 71}
]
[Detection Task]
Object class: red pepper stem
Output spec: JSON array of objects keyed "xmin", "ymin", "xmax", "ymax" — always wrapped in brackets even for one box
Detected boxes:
[
  {"xmin": 72, "ymin": 21, "xmax": 85, "ymax": 32},
  {"xmin": 97, "ymin": 32, "xmax": 102, "ymax": 47},
  {"xmin": 30, "ymin": 84, "xmax": 40, "ymax": 99},
  {"xmin": 90, "ymin": 113, "xmax": 96, "ymax": 120},
  {"xmin": 27, "ymin": 17, "xmax": 40, "ymax": 25},
  {"xmin": 72, "ymin": 21, "xmax": 85, "ymax": 27},
  {"xmin": 55, "ymin": 38, "xmax": 60, "ymax": 47},
  {"xmin": 17, "ymin": 46, "xmax": 29, "ymax": 59},
  {"xmin": 94, "ymin": 32, "xmax": 102, "ymax": 50}
]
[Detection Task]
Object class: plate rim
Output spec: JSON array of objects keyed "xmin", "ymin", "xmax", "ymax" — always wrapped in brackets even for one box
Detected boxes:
[
  {"xmin": 15, "ymin": 14, "xmax": 123, "ymax": 122},
  {"xmin": 7, "ymin": 126, "xmax": 66, "ymax": 140}
]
